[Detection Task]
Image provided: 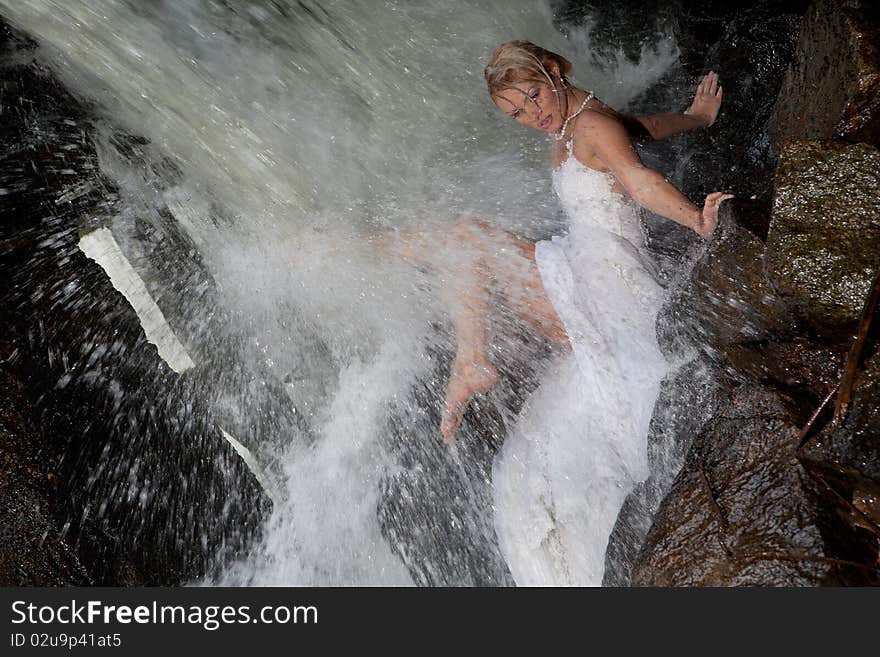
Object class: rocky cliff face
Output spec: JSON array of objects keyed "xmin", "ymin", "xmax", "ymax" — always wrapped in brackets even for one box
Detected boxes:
[
  {"xmin": 0, "ymin": 25, "xmax": 272, "ymax": 585},
  {"xmin": 616, "ymin": 0, "xmax": 880, "ymax": 586}
]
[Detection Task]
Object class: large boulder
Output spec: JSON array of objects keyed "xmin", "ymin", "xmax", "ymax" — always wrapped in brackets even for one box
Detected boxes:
[
  {"xmin": 632, "ymin": 381, "xmax": 877, "ymax": 586},
  {"xmin": 636, "ymin": 137, "xmax": 880, "ymax": 585},
  {"xmin": 765, "ymin": 140, "xmax": 880, "ymax": 342},
  {"xmin": 657, "ymin": 201, "xmax": 795, "ymax": 365},
  {"xmin": 770, "ymin": 0, "xmax": 880, "ymax": 149}
]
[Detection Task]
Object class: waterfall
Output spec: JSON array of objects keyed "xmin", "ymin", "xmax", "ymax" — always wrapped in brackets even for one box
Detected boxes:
[{"xmin": 0, "ymin": 0, "xmax": 680, "ymax": 585}]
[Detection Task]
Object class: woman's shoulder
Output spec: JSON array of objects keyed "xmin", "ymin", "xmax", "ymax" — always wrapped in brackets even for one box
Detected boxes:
[
  {"xmin": 571, "ymin": 97, "xmax": 625, "ymax": 134},
  {"xmin": 567, "ymin": 103, "xmax": 623, "ymax": 170},
  {"xmin": 573, "ymin": 99, "xmax": 651, "ymax": 146}
]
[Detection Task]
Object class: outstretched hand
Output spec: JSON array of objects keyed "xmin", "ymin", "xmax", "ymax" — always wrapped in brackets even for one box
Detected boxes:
[
  {"xmin": 696, "ymin": 191, "xmax": 734, "ymax": 238},
  {"xmin": 685, "ymin": 71, "xmax": 723, "ymax": 128}
]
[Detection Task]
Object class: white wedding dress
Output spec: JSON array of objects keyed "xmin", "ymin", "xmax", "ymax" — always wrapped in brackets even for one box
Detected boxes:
[{"xmin": 492, "ymin": 143, "xmax": 669, "ymax": 586}]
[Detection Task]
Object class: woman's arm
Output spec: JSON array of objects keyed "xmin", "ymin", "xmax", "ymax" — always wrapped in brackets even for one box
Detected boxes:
[
  {"xmin": 632, "ymin": 71, "xmax": 722, "ymax": 141},
  {"xmin": 573, "ymin": 109, "xmax": 727, "ymax": 238},
  {"xmin": 633, "ymin": 112, "xmax": 711, "ymax": 141}
]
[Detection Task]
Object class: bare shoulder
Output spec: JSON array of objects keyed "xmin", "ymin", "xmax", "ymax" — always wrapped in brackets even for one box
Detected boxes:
[
  {"xmin": 569, "ymin": 105, "xmax": 632, "ymax": 170},
  {"xmin": 572, "ymin": 102, "xmax": 628, "ymax": 139}
]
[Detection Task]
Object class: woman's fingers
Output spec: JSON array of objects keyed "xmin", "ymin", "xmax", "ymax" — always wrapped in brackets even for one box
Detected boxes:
[
  {"xmin": 687, "ymin": 72, "xmax": 723, "ymax": 126},
  {"xmin": 706, "ymin": 191, "xmax": 734, "ymax": 205},
  {"xmin": 696, "ymin": 71, "xmax": 722, "ymax": 98},
  {"xmin": 699, "ymin": 73, "xmax": 710, "ymax": 95},
  {"xmin": 697, "ymin": 192, "xmax": 735, "ymax": 238},
  {"xmin": 698, "ymin": 71, "xmax": 715, "ymax": 93}
]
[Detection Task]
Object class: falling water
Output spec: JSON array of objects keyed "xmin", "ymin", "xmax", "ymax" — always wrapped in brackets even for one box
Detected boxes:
[{"xmin": 0, "ymin": 0, "xmax": 682, "ymax": 585}]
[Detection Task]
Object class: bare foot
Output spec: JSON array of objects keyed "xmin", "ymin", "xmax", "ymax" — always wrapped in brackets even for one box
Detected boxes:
[
  {"xmin": 440, "ymin": 357, "xmax": 499, "ymax": 443},
  {"xmin": 684, "ymin": 71, "xmax": 722, "ymax": 127}
]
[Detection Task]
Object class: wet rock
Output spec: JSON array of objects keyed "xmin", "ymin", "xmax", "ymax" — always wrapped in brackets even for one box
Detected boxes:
[
  {"xmin": 658, "ymin": 199, "xmax": 792, "ymax": 359},
  {"xmin": 635, "ymin": 0, "xmax": 807, "ymax": 273},
  {"xmin": 634, "ymin": 143, "xmax": 880, "ymax": 586},
  {"xmin": 0, "ymin": 364, "xmax": 94, "ymax": 586},
  {"xmin": 604, "ymin": 355, "xmax": 722, "ymax": 586},
  {"xmin": 766, "ymin": 140, "xmax": 880, "ymax": 342},
  {"xmin": 793, "ymin": 333, "xmax": 880, "ymax": 580},
  {"xmin": 632, "ymin": 381, "xmax": 876, "ymax": 586},
  {"xmin": 770, "ymin": 0, "xmax": 880, "ymax": 149},
  {"xmin": 0, "ymin": 24, "xmax": 270, "ymax": 584},
  {"xmin": 638, "ymin": 140, "xmax": 880, "ymax": 585},
  {"xmin": 801, "ymin": 349, "xmax": 880, "ymax": 524}
]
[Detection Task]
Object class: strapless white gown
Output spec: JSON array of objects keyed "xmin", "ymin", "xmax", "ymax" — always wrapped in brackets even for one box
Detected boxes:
[{"xmin": 492, "ymin": 149, "xmax": 669, "ymax": 586}]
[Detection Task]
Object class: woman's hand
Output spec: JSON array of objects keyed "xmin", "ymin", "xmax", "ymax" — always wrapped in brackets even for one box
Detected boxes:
[
  {"xmin": 696, "ymin": 191, "xmax": 734, "ymax": 238},
  {"xmin": 684, "ymin": 71, "xmax": 723, "ymax": 128}
]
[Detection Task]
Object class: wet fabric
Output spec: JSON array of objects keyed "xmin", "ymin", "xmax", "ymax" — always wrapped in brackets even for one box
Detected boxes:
[{"xmin": 493, "ymin": 145, "xmax": 668, "ymax": 586}]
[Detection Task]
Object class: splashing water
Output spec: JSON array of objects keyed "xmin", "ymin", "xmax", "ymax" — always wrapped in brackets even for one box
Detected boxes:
[{"xmin": 0, "ymin": 0, "xmax": 681, "ymax": 584}]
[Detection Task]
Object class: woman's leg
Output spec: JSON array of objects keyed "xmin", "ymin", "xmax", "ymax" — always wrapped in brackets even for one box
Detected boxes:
[
  {"xmin": 368, "ymin": 219, "xmax": 568, "ymax": 442},
  {"xmin": 439, "ymin": 256, "xmax": 499, "ymax": 442},
  {"xmin": 439, "ymin": 220, "xmax": 568, "ymax": 442},
  {"xmin": 500, "ymin": 237, "xmax": 570, "ymax": 345}
]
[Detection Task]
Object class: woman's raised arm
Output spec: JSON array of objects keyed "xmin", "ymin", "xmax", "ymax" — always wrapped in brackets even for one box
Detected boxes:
[
  {"xmin": 633, "ymin": 71, "xmax": 723, "ymax": 141},
  {"xmin": 573, "ymin": 109, "xmax": 728, "ymax": 238}
]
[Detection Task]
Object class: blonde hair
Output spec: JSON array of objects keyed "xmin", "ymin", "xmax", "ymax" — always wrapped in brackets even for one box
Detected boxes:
[{"xmin": 484, "ymin": 40, "xmax": 573, "ymax": 99}]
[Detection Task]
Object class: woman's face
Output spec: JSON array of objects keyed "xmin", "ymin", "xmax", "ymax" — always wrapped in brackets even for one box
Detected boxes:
[{"xmin": 492, "ymin": 78, "xmax": 563, "ymax": 133}]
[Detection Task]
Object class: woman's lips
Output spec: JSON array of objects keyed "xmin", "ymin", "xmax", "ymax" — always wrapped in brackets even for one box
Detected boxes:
[{"xmin": 539, "ymin": 115, "xmax": 552, "ymax": 130}]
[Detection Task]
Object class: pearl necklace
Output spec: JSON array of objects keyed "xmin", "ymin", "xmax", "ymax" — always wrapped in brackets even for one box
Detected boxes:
[{"xmin": 554, "ymin": 91, "xmax": 594, "ymax": 141}]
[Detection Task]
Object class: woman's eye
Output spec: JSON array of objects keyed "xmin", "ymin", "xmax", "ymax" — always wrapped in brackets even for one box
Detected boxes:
[{"xmin": 530, "ymin": 89, "xmax": 539, "ymax": 99}]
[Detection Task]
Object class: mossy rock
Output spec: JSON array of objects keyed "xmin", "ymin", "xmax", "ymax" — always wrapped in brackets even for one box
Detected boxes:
[{"xmin": 766, "ymin": 140, "xmax": 880, "ymax": 340}]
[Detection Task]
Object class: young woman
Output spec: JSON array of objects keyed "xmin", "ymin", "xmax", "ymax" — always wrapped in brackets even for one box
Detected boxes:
[
  {"xmin": 486, "ymin": 40, "xmax": 728, "ymax": 237},
  {"xmin": 477, "ymin": 40, "xmax": 730, "ymax": 584},
  {"xmin": 432, "ymin": 41, "xmax": 729, "ymax": 443}
]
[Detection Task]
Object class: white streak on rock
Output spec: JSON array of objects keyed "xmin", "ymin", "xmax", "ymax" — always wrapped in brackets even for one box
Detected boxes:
[{"xmin": 79, "ymin": 227, "xmax": 195, "ymax": 373}]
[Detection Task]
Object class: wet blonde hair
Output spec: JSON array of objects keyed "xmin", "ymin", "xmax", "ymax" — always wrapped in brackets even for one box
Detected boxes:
[{"xmin": 484, "ymin": 40, "xmax": 573, "ymax": 100}]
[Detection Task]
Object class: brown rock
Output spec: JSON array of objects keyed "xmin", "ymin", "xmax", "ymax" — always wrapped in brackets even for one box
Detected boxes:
[
  {"xmin": 766, "ymin": 140, "xmax": 880, "ymax": 342},
  {"xmin": 770, "ymin": 0, "xmax": 880, "ymax": 149},
  {"xmin": 632, "ymin": 382, "xmax": 876, "ymax": 586},
  {"xmin": 658, "ymin": 199, "xmax": 793, "ymax": 358}
]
